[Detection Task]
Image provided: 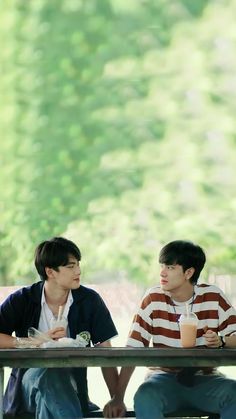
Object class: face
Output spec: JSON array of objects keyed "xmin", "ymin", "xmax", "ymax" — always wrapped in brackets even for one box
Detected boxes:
[
  {"xmin": 46, "ymin": 255, "xmax": 81, "ymax": 291},
  {"xmin": 159, "ymin": 263, "xmax": 193, "ymax": 293}
]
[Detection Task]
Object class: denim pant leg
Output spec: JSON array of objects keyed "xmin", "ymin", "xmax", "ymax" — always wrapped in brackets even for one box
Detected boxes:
[
  {"xmin": 22, "ymin": 368, "xmax": 83, "ymax": 419},
  {"xmin": 134, "ymin": 373, "xmax": 185, "ymax": 419},
  {"xmin": 189, "ymin": 374, "xmax": 236, "ymax": 419}
]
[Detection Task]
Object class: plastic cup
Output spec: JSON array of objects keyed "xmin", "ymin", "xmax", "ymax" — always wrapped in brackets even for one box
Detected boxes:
[
  {"xmin": 50, "ymin": 316, "xmax": 68, "ymax": 330},
  {"xmin": 179, "ymin": 312, "xmax": 198, "ymax": 348}
]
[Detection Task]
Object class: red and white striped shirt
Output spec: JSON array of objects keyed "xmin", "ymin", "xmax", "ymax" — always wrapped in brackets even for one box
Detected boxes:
[{"xmin": 127, "ymin": 284, "xmax": 236, "ymax": 348}]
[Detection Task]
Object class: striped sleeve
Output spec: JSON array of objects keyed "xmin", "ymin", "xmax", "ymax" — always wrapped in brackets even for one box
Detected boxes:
[
  {"xmin": 127, "ymin": 290, "xmax": 153, "ymax": 347},
  {"xmin": 217, "ymin": 288, "xmax": 236, "ymax": 336}
]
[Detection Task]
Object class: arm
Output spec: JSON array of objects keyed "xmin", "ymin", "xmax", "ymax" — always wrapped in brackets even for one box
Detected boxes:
[
  {"xmin": 97, "ymin": 340, "xmax": 119, "ymax": 397},
  {"xmin": 0, "ymin": 333, "xmax": 17, "ymax": 348},
  {"xmin": 103, "ymin": 366, "xmax": 135, "ymax": 418},
  {"xmin": 0, "ymin": 332, "xmax": 50, "ymax": 349},
  {"xmin": 204, "ymin": 288, "xmax": 236, "ymax": 348},
  {"xmin": 223, "ymin": 335, "xmax": 236, "ymax": 347},
  {"xmin": 0, "ymin": 333, "xmax": 37, "ymax": 348},
  {"xmin": 0, "ymin": 327, "xmax": 67, "ymax": 349},
  {"xmin": 87, "ymin": 292, "xmax": 119, "ymax": 395},
  {"xmin": 103, "ymin": 292, "xmax": 152, "ymax": 417},
  {"xmin": 203, "ymin": 330, "xmax": 236, "ymax": 348}
]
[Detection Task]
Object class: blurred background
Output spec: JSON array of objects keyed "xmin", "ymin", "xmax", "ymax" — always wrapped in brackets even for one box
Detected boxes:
[
  {"xmin": 1, "ymin": 0, "xmax": 236, "ymax": 289},
  {"xmin": 1, "ymin": 0, "xmax": 236, "ymax": 408}
]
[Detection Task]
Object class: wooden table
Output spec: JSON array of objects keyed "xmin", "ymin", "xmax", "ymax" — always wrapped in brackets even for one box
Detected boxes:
[{"xmin": 0, "ymin": 347, "xmax": 236, "ymax": 419}]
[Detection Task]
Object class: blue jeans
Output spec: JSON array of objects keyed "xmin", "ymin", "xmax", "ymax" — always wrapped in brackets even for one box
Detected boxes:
[
  {"xmin": 22, "ymin": 368, "xmax": 83, "ymax": 419},
  {"xmin": 134, "ymin": 372, "xmax": 236, "ymax": 419}
]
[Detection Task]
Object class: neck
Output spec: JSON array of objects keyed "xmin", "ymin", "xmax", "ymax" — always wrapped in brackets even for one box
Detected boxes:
[
  {"xmin": 169, "ymin": 283, "xmax": 195, "ymax": 302},
  {"xmin": 44, "ymin": 282, "xmax": 69, "ymax": 306}
]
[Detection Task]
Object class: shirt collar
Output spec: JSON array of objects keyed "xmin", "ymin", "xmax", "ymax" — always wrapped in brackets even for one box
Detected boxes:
[{"xmin": 41, "ymin": 284, "xmax": 73, "ymax": 308}]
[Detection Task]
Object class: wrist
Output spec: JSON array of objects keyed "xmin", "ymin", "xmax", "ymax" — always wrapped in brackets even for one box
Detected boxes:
[
  {"xmin": 14, "ymin": 337, "xmax": 21, "ymax": 348},
  {"xmin": 14, "ymin": 337, "xmax": 31, "ymax": 348},
  {"xmin": 113, "ymin": 394, "xmax": 124, "ymax": 402},
  {"xmin": 219, "ymin": 335, "xmax": 226, "ymax": 348}
]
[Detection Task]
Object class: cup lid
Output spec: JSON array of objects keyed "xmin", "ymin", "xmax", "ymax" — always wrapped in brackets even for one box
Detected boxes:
[{"xmin": 179, "ymin": 312, "xmax": 198, "ymax": 323}]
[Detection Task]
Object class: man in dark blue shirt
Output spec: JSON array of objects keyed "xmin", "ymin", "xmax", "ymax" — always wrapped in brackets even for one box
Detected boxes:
[{"xmin": 0, "ymin": 237, "xmax": 118, "ymax": 419}]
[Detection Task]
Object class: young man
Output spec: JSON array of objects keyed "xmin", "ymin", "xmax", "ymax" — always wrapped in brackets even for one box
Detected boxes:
[
  {"xmin": 0, "ymin": 236, "xmax": 118, "ymax": 419},
  {"xmin": 104, "ymin": 240, "xmax": 236, "ymax": 419}
]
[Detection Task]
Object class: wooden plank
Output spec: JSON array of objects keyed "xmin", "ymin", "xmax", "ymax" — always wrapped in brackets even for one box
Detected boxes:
[
  {"xmin": 0, "ymin": 347, "xmax": 236, "ymax": 368},
  {"xmin": 3, "ymin": 408, "xmax": 220, "ymax": 418},
  {"xmin": 0, "ymin": 348, "xmax": 227, "ymax": 419}
]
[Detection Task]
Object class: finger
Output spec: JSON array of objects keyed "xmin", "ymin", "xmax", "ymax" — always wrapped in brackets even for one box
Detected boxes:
[
  {"xmin": 103, "ymin": 407, "xmax": 108, "ymax": 418},
  {"xmin": 52, "ymin": 326, "xmax": 65, "ymax": 333},
  {"xmin": 205, "ymin": 330, "xmax": 218, "ymax": 339},
  {"xmin": 111, "ymin": 407, "xmax": 121, "ymax": 418},
  {"xmin": 205, "ymin": 335, "xmax": 216, "ymax": 340},
  {"xmin": 205, "ymin": 339, "xmax": 218, "ymax": 347},
  {"xmin": 107, "ymin": 405, "xmax": 115, "ymax": 418},
  {"xmin": 103, "ymin": 408, "xmax": 108, "ymax": 418},
  {"xmin": 204, "ymin": 331, "xmax": 217, "ymax": 338},
  {"xmin": 205, "ymin": 338, "xmax": 218, "ymax": 343},
  {"xmin": 118, "ymin": 408, "xmax": 126, "ymax": 418}
]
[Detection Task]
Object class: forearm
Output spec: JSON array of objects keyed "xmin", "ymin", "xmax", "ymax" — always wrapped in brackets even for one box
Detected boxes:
[
  {"xmin": 98, "ymin": 340, "xmax": 134, "ymax": 400},
  {"xmin": 0, "ymin": 333, "xmax": 17, "ymax": 348},
  {"xmin": 103, "ymin": 366, "xmax": 135, "ymax": 418},
  {"xmin": 204, "ymin": 330, "xmax": 236, "ymax": 348},
  {"xmin": 114, "ymin": 366, "xmax": 135, "ymax": 401},
  {"xmin": 101, "ymin": 367, "xmax": 119, "ymax": 397},
  {"xmin": 98, "ymin": 340, "xmax": 119, "ymax": 397},
  {"xmin": 224, "ymin": 335, "xmax": 236, "ymax": 348}
]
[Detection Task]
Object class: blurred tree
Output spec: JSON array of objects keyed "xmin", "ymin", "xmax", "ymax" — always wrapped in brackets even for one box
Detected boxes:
[{"xmin": 1, "ymin": 0, "xmax": 236, "ymax": 285}]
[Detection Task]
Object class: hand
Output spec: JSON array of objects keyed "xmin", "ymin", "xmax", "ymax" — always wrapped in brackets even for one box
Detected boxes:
[
  {"xmin": 47, "ymin": 326, "xmax": 67, "ymax": 340},
  {"xmin": 14, "ymin": 337, "xmax": 42, "ymax": 348},
  {"xmin": 103, "ymin": 396, "xmax": 126, "ymax": 418},
  {"xmin": 203, "ymin": 329, "xmax": 221, "ymax": 348}
]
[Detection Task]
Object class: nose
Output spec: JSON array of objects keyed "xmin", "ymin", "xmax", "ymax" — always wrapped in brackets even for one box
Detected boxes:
[
  {"xmin": 75, "ymin": 263, "xmax": 81, "ymax": 275},
  {"xmin": 160, "ymin": 265, "xmax": 167, "ymax": 277}
]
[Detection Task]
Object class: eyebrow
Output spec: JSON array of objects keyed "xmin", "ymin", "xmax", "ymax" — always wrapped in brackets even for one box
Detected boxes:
[
  {"xmin": 67, "ymin": 259, "xmax": 79, "ymax": 264},
  {"xmin": 159, "ymin": 262, "xmax": 177, "ymax": 265}
]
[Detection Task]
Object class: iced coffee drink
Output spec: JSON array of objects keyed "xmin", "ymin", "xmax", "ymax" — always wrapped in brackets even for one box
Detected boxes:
[
  {"xmin": 179, "ymin": 312, "xmax": 198, "ymax": 348},
  {"xmin": 50, "ymin": 305, "xmax": 67, "ymax": 330},
  {"xmin": 50, "ymin": 316, "xmax": 68, "ymax": 330}
]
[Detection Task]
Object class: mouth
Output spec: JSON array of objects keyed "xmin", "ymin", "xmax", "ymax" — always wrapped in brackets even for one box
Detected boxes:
[{"xmin": 160, "ymin": 280, "xmax": 168, "ymax": 286}]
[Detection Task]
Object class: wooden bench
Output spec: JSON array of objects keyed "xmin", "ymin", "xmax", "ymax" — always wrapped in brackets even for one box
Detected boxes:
[
  {"xmin": 0, "ymin": 346, "xmax": 229, "ymax": 419},
  {"xmin": 85, "ymin": 408, "xmax": 220, "ymax": 418},
  {"xmin": 3, "ymin": 409, "xmax": 220, "ymax": 418}
]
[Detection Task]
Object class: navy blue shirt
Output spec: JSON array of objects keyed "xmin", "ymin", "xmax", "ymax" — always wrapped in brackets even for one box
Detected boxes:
[{"xmin": 0, "ymin": 281, "xmax": 118, "ymax": 415}]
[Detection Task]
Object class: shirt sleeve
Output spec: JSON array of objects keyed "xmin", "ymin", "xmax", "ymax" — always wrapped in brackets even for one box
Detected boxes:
[
  {"xmin": 0, "ymin": 290, "xmax": 24, "ymax": 335},
  {"xmin": 127, "ymin": 290, "xmax": 153, "ymax": 347},
  {"xmin": 89, "ymin": 292, "xmax": 118, "ymax": 345},
  {"xmin": 218, "ymin": 288, "xmax": 236, "ymax": 336}
]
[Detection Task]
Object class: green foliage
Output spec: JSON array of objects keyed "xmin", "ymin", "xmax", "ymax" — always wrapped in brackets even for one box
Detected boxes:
[{"xmin": 1, "ymin": 0, "xmax": 236, "ymax": 285}]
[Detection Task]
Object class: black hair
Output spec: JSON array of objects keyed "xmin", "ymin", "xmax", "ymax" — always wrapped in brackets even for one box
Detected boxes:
[
  {"xmin": 34, "ymin": 236, "xmax": 81, "ymax": 281},
  {"xmin": 159, "ymin": 240, "xmax": 206, "ymax": 284}
]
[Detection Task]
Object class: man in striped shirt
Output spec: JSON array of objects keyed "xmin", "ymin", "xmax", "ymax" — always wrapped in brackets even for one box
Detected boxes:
[{"xmin": 104, "ymin": 240, "xmax": 236, "ymax": 419}]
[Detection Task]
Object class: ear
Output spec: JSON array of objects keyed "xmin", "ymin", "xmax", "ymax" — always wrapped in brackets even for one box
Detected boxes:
[
  {"xmin": 45, "ymin": 267, "xmax": 55, "ymax": 279},
  {"xmin": 185, "ymin": 267, "xmax": 195, "ymax": 280}
]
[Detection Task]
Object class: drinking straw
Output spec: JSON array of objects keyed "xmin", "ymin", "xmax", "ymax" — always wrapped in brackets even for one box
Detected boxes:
[
  {"xmin": 185, "ymin": 302, "xmax": 189, "ymax": 317},
  {"xmin": 57, "ymin": 305, "xmax": 63, "ymax": 322}
]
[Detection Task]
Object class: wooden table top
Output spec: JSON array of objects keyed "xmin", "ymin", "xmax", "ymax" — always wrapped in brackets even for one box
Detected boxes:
[{"xmin": 0, "ymin": 347, "xmax": 236, "ymax": 368}]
